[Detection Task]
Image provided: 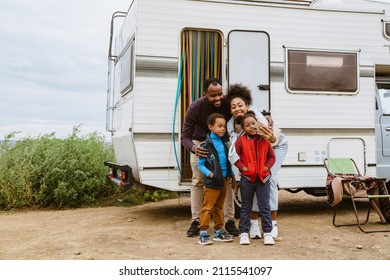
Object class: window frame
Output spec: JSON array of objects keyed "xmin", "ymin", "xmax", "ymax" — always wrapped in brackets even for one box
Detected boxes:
[
  {"xmin": 377, "ymin": 87, "xmax": 390, "ymax": 115},
  {"xmin": 284, "ymin": 47, "xmax": 360, "ymax": 95},
  {"xmin": 118, "ymin": 37, "xmax": 135, "ymax": 96},
  {"xmin": 383, "ymin": 21, "xmax": 390, "ymax": 40}
]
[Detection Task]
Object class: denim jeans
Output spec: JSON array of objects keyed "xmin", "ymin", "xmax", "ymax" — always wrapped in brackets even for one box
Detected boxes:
[
  {"xmin": 269, "ymin": 141, "xmax": 288, "ymax": 211},
  {"xmin": 252, "ymin": 141, "xmax": 288, "ymax": 211},
  {"xmin": 239, "ymin": 176, "xmax": 272, "ymax": 234}
]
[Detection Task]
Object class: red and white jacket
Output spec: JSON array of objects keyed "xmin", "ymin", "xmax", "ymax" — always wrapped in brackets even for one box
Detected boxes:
[{"xmin": 234, "ymin": 134, "xmax": 276, "ymax": 183}]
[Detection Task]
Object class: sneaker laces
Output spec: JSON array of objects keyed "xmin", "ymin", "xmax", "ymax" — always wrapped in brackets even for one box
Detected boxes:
[{"xmin": 215, "ymin": 229, "xmax": 227, "ymax": 238}]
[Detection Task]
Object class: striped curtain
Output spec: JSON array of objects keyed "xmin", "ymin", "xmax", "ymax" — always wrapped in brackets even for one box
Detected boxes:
[{"xmin": 180, "ymin": 29, "xmax": 223, "ymax": 181}]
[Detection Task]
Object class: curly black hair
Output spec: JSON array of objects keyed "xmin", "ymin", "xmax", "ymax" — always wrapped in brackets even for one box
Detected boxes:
[
  {"xmin": 203, "ymin": 77, "xmax": 222, "ymax": 92},
  {"xmin": 207, "ymin": 113, "xmax": 225, "ymax": 126},
  {"xmin": 240, "ymin": 113, "xmax": 257, "ymax": 127},
  {"xmin": 227, "ymin": 83, "xmax": 253, "ymax": 106}
]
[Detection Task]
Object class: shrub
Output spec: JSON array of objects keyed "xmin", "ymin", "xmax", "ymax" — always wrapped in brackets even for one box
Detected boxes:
[{"xmin": 0, "ymin": 127, "xmax": 117, "ymax": 209}]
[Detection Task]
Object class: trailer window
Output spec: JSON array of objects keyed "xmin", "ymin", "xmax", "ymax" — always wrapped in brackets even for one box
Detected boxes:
[
  {"xmin": 378, "ymin": 89, "xmax": 390, "ymax": 114},
  {"xmin": 384, "ymin": 22, "xmax": 390, "ymax": 40},
  {"xmin": 286, "ymin": 49, "xmax": 358, "ymax": 94},
  {"xmin": 119, "ymin": 42, "xmax": 134, "ymax": 95}
]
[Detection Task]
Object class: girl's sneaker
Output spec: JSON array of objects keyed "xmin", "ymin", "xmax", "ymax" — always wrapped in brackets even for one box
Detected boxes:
[
  {"xmin": 263, "ymin": 233, "xmax": 275, "ymax": 245},
  {"xmin": 239, "ymin": 233, "xmax": 250, "ymax": 245}
]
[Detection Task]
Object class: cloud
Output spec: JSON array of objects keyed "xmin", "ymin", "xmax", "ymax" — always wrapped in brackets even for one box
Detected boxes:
[{"xmin": 0, "ymin": 0, "xmax": 129, "ymax": 140}]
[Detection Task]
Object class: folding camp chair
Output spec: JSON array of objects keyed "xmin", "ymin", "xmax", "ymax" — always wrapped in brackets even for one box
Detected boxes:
[{"xmin": 324, "ymin": 157, "xmax": 390, "ymax": 233}]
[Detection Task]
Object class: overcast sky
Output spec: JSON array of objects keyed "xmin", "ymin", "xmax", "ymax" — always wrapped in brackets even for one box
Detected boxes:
[
  {"xmin": 0, "ymin": 0, "xmax": 129, "ymax": 140},
  {"xmin": 2, "ymin": 0, "xmax": 390, "ymax": 142}
]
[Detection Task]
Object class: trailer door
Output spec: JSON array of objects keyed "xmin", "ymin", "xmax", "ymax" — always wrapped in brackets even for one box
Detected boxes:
[
  {"xmin": 376, "ymin": 87, "xmax": 390, "ymax": 157},
  {"xmin": 375, "ymin": 64, "xmax": 390, "ymax": 179},
  {"xmin": 179, "ymin": 29, "xmax": 223, "ymax": 182},
  {"xmin": 228, "ymin": 30, "xmax": 270, "ymax": 111},
  {"xmin": 380, "ymin": 115, "xmax": 390, "ymax": 156}
]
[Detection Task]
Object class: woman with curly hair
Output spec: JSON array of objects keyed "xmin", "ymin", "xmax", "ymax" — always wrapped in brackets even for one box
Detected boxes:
[{"xmin": 226, "ymin": 83, "xmax": 288, "ymax": 243}]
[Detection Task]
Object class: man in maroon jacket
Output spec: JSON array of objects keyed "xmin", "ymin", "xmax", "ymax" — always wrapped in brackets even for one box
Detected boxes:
[{"xmin": 181, "ymin": 77, "xmax": 239, "ymax": 237}]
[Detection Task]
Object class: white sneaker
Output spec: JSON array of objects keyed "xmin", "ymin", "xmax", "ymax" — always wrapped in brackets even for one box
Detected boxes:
[
  {"xmin": 270, "ymin": 224, "xmax": 278, "ymax": 238},
  {"xmin": 249, "ymin": 219, "xmax": 261, "ymax": 239},
  {"xmin": 239, "ymin": 233, "xmax": 250, "ymax": 245},
  {"xmin": 263, "ymin": 233, "xmax": 275, "ymax": 245}
]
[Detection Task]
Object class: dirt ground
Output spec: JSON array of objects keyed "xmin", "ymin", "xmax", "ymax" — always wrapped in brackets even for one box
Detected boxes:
[{"xmin": 0, "ymin": 190, "xmax": 389, "ymax": 260}]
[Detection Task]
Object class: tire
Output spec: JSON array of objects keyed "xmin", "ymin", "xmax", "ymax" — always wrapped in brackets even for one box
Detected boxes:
[
  {"xmin": 233, "ymin": 181, "xmax": 241, "ymax": 219},
  {"xmin": 284, "ymin": 188, "xmax": 301, "ymax": 194}
]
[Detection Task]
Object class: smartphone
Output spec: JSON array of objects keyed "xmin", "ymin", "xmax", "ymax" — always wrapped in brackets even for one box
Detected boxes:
[{"xmin": 254, "ymin": 121, "xmax": 264, "ymax": 131}]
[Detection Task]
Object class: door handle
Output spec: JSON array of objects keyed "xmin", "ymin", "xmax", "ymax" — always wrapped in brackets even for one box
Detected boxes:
[{"xmin": 257, "ymin": 84, "xmax": 270, "ymax": 90}]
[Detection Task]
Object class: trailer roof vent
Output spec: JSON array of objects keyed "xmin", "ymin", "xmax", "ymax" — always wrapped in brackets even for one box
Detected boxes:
[{"xmin": 232, "ymin": 0, "xmax": 314, "ymax": 6}]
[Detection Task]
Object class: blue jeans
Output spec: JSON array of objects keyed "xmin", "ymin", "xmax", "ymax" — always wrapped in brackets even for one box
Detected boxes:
[
  {"xmin": 252, "ymin": 141, "xmax": 288, "ymax": 212},
  {"xmin": 269, "ymin": 141, "xmax": 288, "ymax": 211},
  {"xmin": 239, "ymin": 176, "xmax": 272, "ymax": 234}
]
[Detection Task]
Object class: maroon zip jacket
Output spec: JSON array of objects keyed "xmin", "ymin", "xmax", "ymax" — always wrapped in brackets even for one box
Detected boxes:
[{"xmin": 181, "ymin": 97, "xmax": 231, "ymax": 152}]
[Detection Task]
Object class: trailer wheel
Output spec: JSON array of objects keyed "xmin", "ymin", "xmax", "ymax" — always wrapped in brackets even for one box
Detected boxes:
[
  {"xmin": 233, "ymin": 181, "xmax": 241, "ymax": 219},
  {"xmin": 285, "ymin": 188, "xmax": 301, "ymax": 194}
]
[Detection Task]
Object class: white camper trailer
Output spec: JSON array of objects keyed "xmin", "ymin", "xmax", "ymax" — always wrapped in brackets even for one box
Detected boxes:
[{"xmin": 105, "ymin": 0, "xmax": 390, "ymax": 196}]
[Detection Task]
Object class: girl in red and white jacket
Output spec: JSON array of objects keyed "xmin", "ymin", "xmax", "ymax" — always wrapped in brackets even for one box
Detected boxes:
[{"xmin": 233, "ymin": 113, "xmax": 276, "ymax": 245}]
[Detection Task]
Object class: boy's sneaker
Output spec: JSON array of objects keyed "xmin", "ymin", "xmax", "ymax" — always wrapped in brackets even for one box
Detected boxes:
[
  {"xmin": 187, "ymin": 220, "xmax": 200, "ymax": 237},
  {"xmin": 213, "ymin": 229, "xmax": 233, "ymax": 242},
  {"xmin": 249, "ymin": 219, "xmax": 261, "ymax": 239},
  {"xmin": 198, "ymin": 231, "xmax": 213, "ymax": 245},
  {"xmin": 239, "ymin": 232, "xmax": 250, "ymax": 245},
  {"xmin": 270, "ymin": 224, "xmax": 278, "ymax": 238},
  {"xmin": 263, "ymin": 233, "xmax": 275, "ymax": 245},
  {"xmin": 225, "ymin": 220, "xmax": 240, "ymax": 236}
]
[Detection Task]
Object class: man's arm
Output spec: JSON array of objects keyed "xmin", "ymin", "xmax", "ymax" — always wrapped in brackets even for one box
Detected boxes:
[
  {"xmin": 180, "ymin": 103, "xmax": 197, "ymax": 152},
  {"xmin": 180, "ymin": 100, "xmax": 209, "ymax": 157}
]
